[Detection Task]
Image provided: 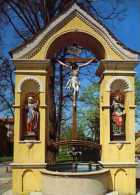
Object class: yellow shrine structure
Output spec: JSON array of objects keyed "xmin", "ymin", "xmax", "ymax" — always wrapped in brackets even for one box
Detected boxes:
[{"xmin": 10, "ymin": 3, "xmax": 140, "ymax": 195}]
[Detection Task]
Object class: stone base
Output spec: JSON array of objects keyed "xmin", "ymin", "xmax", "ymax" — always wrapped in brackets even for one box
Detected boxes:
[
  {"xmin": 106, "ymin": 192, "xmax": 118, "ymax": 195},
  {"xmin": 23, "ymin": 132, "xmax": 37, "ymax": 140},
  {"xmin": 111, "ymin": 133, "xmax": 125, "ymax": 141},
  {"xmin": 2, "ymin": 190, "xmax": 13, "ymax": 195},
  {"xmin": 41, "ymin": 168, "xmax": 109, "ymax": 195},
  {"xmin": 2, "ymin": 191, "xmax": 42, "ymax": 195}
]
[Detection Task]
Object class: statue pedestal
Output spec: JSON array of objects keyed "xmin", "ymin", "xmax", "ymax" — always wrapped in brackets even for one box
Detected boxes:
[
  {"xmin": 112, "ymin": 133, "xmax": 125, "ymax": 141},
  {"xmin": 24, "ymin": 132, "xmax": 37, "ymax": 140}
]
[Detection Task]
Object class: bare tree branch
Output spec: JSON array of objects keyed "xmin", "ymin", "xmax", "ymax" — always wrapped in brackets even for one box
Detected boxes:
[
  {"xmin": 0, "ymin": 94, "xmax": 14, "ymax": 117},
  {"xmin": 4, "ymin": 0, "xmax": 35, "ymax": 34},
  {"xmin": 1, "ymin": 9, "xmax": 26, "ymax": 41}
]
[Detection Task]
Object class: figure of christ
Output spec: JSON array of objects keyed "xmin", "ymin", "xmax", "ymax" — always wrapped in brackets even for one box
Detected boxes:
[{"xmin": 57, "ymin": 58, "xmax": 96, "ymax": 106}]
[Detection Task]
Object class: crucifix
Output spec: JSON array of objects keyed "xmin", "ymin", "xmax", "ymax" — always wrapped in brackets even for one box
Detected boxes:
[{"xmin": 57, "ymin": 57, "xmax": 97, "ymax": 139}]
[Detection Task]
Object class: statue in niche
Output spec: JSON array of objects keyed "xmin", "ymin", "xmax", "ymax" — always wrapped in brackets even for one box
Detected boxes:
[
  {"xmin": 111, "ymin": 94, "xmax": 125, "ymax": 136},
  {"xmin": 25, "ymin": 96, "xmax": 39, "ymax": 136},
  {"xmin": 57, "ymin": 58, "xmax": 96, "ymax": 106}
]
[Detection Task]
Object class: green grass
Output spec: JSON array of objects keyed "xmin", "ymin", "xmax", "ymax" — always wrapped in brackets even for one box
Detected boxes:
[
  {"xmin": 57, "ymin": 154, "xmax": 73, "ymax": 162},
  {"xmin": 56, "ymin": 146, "xmax": 73, "ymax": 162},
  {"xmin": 0, "ymin": 156, "xmax": 13, "ymax": 163}
]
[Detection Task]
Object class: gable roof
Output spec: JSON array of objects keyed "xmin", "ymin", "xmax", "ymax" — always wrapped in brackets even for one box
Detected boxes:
[{"xmin": 10, "ymin": 3, "xmax": 140, "ymax": 60}]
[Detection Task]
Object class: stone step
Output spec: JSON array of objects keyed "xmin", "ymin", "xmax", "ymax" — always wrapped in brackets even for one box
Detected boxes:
[
  {"xmin": 106, "ymin": 192, "xmax": 118, "ymax": 195},
  {"xmin": 2, "ymin": 191, "xmax": 43, "ymax": 195}
]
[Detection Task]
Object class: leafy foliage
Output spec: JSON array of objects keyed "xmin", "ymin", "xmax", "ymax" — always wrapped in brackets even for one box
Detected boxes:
[
  {"xmin": 78, "ymin": 82, "xmax": 100, "ymax": 142},
  {"xmin": 135, "ymin": 77, "xmax": 140, "ymax": 124},
  {"xmin": 0, "ymin": 57, "xmax": 15, "ymax": 116}
]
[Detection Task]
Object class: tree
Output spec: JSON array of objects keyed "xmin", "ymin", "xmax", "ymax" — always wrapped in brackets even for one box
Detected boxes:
[
  {"xmin": 0, "ymin": 120, "xmax": 8, "ymax": 156},
  {"xmin": 135, "ymin": 77, "xmax": 140, "ymax": 125},
  {"xmin": 78, "ymin": 82, "xmax": 100, "ymax": 142},
  {"xmin": 0, "ymin": 56, "xmax": 15, "ymax": 117},
  {"xmin": 0, "ymin": 0, "xmax": 126, "ymax": 41}
]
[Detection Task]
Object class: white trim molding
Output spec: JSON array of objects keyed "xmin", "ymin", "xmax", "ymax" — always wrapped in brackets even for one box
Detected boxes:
[
  {"xmin": 99, "ymin": 161, "xmax": 137, "ymax": 168},
  {"xmin": 10, "ymin": 163, "xmax": 47, "ymax": 169}
]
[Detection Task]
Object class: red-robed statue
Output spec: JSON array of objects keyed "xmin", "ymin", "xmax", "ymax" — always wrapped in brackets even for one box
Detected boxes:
[
  {"xmin": 25, "ymin": 96, "xmax": 39, "ymax": 135},
  {"xmin": 111, "ymin": 94, "xmax": 125, "ymax": 135}
]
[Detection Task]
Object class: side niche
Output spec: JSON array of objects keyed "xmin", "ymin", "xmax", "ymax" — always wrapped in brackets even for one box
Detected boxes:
[
  {"xmin": 22, "ymin": 170, "xmax": 39, "ymax": 192},
  {"xmin": 109, "ymin": 79, "xmax": 129, "ymax": 141},
  {"xmin": 114, "ymin": 169, "xmax": 127, "ymax": 193},
  {"xmin": 20, "ymin": 79, "xmax": 40, "ymax": 141}
]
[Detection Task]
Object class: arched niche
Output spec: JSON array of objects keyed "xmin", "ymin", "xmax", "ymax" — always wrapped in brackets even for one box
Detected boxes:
[
  {"xmin": 109, "ymin": 77, "xmax": 131, "ymax": 141},
  {"xmin": 20, "ymin": 78, "xmax": 40, "ymax": 141},
  {"xmin": 45, "ymin": 32, "xmax": 104, "ymax": 142},
  {"xmin": 46, "ymin": 31, "xmax": 105, "ymax": 60},
  {"xmin": 22, "ymin": 170, "xmax": 39, "ymax": 192},
  {"xmin": 114, "ymin": 169, "xmax": 127, "ymax": 193}
]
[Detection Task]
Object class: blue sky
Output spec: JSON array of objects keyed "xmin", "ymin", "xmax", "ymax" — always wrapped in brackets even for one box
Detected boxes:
[{"xmin": 104, "ymin": 0, "xmax": 140, "ymax": 73}]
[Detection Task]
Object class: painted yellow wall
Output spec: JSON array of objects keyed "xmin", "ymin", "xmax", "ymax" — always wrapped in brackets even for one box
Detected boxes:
[
  {"xmin": 100, "ymin": 75, "xmax": 135, "ymax": 163},
  {"xmin": 99, "ymin": 70, "xmax": 136, "ymax": 194},
  {"xmin": 13, "ymin": 169, "xmax": 41, "ymax": 194},
  {"xmin": 28, "ymin": 17, "xmax": 123, "ymax": 60},
  {"xmin": 14, "ymin": 74, "xmax": 47, "ymax": 163},
  {"xmin": 107, "ymin": 168, "xmax": 136, "ymax": 194},
  {"xmin": 12, "ymin": 62, "xmax": 49, "ymax": 194}
]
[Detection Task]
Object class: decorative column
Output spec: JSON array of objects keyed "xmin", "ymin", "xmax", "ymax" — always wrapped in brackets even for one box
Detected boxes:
[
  {"xmin": 96, "ymin": 60, "xmax": 138, "ymax": 195},
  {"xmin": 11, "ymin": 60, "xmax": 50, "ymax": 194}
]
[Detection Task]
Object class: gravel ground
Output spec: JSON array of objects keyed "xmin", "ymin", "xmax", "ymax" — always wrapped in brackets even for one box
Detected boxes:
[{"xmin": 0, "ymin": 163, "xmax": 12, "ymax": 195}]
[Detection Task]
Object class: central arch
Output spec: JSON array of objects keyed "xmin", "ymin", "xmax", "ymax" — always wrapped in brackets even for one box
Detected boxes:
[
  {"xmin": 46, "ymin": 31, "xmax": 105, "ymax": 59},
  {"xmin": 45, "ymin": 30, "xmax": 103, "ymax": 164}
]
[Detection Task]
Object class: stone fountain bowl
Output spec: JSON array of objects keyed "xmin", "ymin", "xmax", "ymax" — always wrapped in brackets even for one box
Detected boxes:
[{"xmin": 41, "ymin": 163, "xmax": 109, "ymax": 195}]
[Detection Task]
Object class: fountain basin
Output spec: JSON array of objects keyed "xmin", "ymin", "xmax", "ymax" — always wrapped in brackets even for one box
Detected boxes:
[{"xmin": 41, "ymin": 163, "xmax": 109, "ymax": 195}]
